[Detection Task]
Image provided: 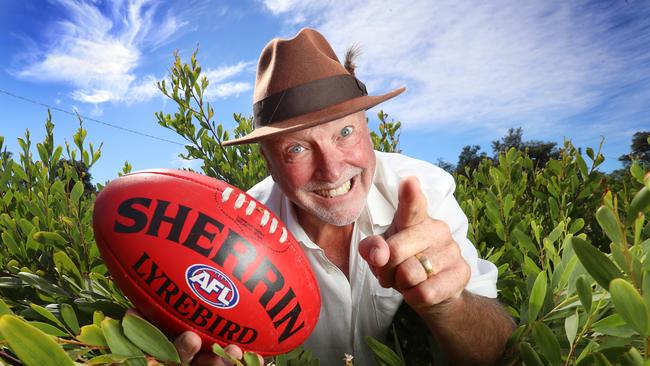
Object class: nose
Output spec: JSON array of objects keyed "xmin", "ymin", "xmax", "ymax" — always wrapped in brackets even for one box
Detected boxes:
[{"xmin": 314, "ymin": 143, "xmax": 345, "ymax": 183}]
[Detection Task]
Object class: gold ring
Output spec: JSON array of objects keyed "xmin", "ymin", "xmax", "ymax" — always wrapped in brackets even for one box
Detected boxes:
[{"xmin": 415, "ymin": 253, "xmax": 434, "ymax": 278}]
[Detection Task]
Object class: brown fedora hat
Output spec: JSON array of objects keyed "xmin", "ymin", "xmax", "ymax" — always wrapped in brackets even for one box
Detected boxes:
[{"xmin": 222, "ymin": 28, "xmax": 405, "ymax": 146}]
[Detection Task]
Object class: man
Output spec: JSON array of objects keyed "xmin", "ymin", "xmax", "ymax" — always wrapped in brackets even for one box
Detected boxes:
[{"xmin": 174, "ymin": 28, "xmax": 515, "ymax": 365}]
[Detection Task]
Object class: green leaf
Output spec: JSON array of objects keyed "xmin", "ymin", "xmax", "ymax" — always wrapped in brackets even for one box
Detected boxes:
[
  {"xmin": 634, "ymin": 213, "xmax": 644, "ymax": 246},
  {"xmin": 365, "ymin": 336, "xmax": 405, "ymax": 366},
  {"xmin": 513, "ymin": 228, "xmax": 536, "ymax": 254},
  {"xmin": 60, "ymin": 303, "xmax": 79, "ymax": 334},
  {"xmin": 572, "ymin": 237, "xmax": 622, "ymax": 289},
  {"xmin": 586, "ymin": 147, "xmax": 595, "ymax": 160},
  {"xmin": 53, "ymin": 251, "xmax": 83, "ymax": 284},
  {"xmin": 523, "ymin": 255, "xmax": 541, "ymax": 278},
  {"xmin": 86, "ymin": 354, "xmax": 129, "ymax": 365},
  {"xmin": 610, "ymin": 242, "xmax": 628, "ymax": 276},
  {"xmin": 569, "ymin": 218, "xmax": 585, "ymax": 234},
  {"xmin": 12, "ymin": 163, "xmax": 28, "ymax": 182},
  {"xmin": 577, "ymin": 352, "xmax": 612, "ymax": 366},
  {"xmin": 565, "ymin": 310, "xmax": 579, "ymax": 346},
  {"xmin": 519, "ymin": 342, "xmax": 544, "ymax": 366},
  {"xmin": 596, "ymin": 205, "xmax": 624, "ymax": 246},
  {"xmin": 547, "ymin": 222, "xmax": 564, "ymax": 244},
  {"xmin": 627, "ymin": 187, "xmax": 650, "ymax": 226},
  {"xmin": 70, "ymin": 180, "xmax": 84, "ymax": 203},
  {"xmin": 18, "ymin": 218, "xmax": 35, "ymax": 236},
  {"xmin": 0, "ymin": 298, "xmax": 13, "ymax": 316},
  {"xmin": 77, "ymin": 324, "xmax": 108, "ymax": 347},
  {"xmin": 122, "ymin": 313, "xmax": 180, "ymax": 363},
  {"xmin": 0, "ymin": 315, "xmax": 74, "ymax": 366},
  {"xmin": 575, "ymin": 275, "xmax": 592, "ymax": 312},
  {"xmin": 101, "ymin": 318, "xmax": 146, "ymax": 366},
  {"xmin": 609, "ymin": 278, "xmax": 649, "ymax": 336},
  {"xmin": 28, "ymin": 321, "xmax": 68, "ymax": 337},
  {"xmin": 18, "ymin": 272, "xmax": 70, "ymax": 297},
  {"xmin": 528, "ymin": 271, "xmax": 547, "ymax": 321},
  {"xmin": 29, "ymin": 303, "xmax": 65, "ymax": 329},
  {"xmin": 243, "ymin": 352, "xmax": 261, "ymax": 366},
  {"xmin": 619, "ymin": 347, "xmax": 644, "ymax": 366},
  {"xmin": 631, "ymin": 162, "xmax": 645, "ymax": 184},
  {"xmin": 532, "ymin": 322, "xmax": 561, "ymax": 365},
  {"xmin": 592, "ymin": 314, "xmax": 637, "ymax": 338},
  {"xmin": 93, "ymin": 311, "xmax": 105, "ymax": 327},
  {"xmin": 33, "ymin": 231, "xmax": 67, "ymax": 247},
  {"xmin": 212, "ymin": 343, "xmax": 243, "ymax": 366},
  {"xmin": 643, "ymin": 271, "xmax": 650, "ymax": 311},
  {"xmin": 575, "ymin": 154, "xmax": 589, "ymax": 180},
  {"xmin": 2, "ymin": 232, "xmax": 21, "ymax": 256}
]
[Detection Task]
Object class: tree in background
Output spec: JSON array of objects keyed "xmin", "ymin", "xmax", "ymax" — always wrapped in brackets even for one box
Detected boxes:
[
  {"xmin": 454, "ymin": 127, "xmax": 561, "ymax": 174},
  {"xmin": 491, "ymin": 127, "xmax": 560, "ymax": 168},
  {"xmin": 435, "ymin": 158, "xmax": 455, "ymax": 174},
  {"xmin": 55, "ymin": 158, "xmax": 95, "ymax": 195},
  {"xmin": 456, "ymin": 144, "xmax": 487, "ymax": 175},
  {"xmin": 619, "ymin": 131, "xmax": 650, "ymax": 168},
  {"xmin": 491, "ymin": 127, "xmax": 525, "ymax": 153}
]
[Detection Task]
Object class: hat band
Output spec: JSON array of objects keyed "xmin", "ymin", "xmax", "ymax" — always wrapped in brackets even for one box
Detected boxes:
[{"xmin": 253, "ymin": 74, "xmax": 368, "ymax": 127}]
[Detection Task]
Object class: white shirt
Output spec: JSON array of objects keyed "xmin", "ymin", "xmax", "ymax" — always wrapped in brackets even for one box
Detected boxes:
[{"xmin": 248, "ymin": 151, "xmax": 498, "ymax": 365}]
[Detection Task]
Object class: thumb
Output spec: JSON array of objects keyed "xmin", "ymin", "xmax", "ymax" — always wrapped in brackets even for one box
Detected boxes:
[{"xmin": 390, "ymin": 176, "xmax": 429, "ymax": 234}]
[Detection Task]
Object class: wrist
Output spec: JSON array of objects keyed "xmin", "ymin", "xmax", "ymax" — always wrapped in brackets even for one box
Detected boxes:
[{"xmin": 418, "ymin": 289, "xmax": 469, "ymax": 320}]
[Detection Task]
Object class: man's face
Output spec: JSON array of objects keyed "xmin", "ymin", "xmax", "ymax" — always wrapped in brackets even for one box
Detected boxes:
[{"xmin": 260, "ymin": 112, "xmax": 376, "ymax": 227}]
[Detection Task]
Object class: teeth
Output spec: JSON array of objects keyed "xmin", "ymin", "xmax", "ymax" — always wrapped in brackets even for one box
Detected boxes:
[{"xmin": 315, "ymin": 180, "xmax": 351, "ymax": 198}]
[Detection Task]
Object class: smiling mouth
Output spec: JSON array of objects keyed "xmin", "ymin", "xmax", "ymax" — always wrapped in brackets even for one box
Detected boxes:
[{"xmin": 314, "ymin": 179, "xmax": 352, "ymax": 198}]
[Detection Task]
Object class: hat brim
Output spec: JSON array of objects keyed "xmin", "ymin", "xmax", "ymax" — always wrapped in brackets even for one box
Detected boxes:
[{"xmin": 223, "ymin": 86, "xmax": 406, "ymax": 146}]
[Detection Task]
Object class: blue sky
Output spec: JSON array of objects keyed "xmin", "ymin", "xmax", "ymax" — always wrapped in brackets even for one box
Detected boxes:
[{"xmin": 1, "ymin": 0, "xmax": 649, "ymax": 184}]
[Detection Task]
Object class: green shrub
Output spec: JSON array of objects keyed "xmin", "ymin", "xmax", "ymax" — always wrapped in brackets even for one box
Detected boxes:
[{"xmin": 455, "ymin": 144, "xmax": 650, "ymax": 365}]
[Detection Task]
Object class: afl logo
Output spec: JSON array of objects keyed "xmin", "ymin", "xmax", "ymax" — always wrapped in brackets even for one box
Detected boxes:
[{"xmin": 185, "ymin": 264, "xmax": 239, "ymax": 309}]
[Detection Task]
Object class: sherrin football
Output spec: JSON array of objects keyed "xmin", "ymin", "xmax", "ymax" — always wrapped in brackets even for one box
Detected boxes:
[{"xmin": 92, "ymin": 169, "xmax": 321, "ymax": 355}]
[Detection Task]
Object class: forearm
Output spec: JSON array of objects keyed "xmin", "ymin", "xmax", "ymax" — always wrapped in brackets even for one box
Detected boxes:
[{"xmin": 417, "ymin": 290, "xmax": 515, "ymax": 366}]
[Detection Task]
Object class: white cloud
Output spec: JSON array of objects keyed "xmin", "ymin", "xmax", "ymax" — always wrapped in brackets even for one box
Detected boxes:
[
  {"xmin": 196, "ymin": 62, "xmax": 255, "ymax": 100},
  {"xmin": 261, "ymin": 0, "xmax": 304, "ymax": 15},
  {"xmin": 71, "ymin": 89, "xmax": 114, "ymax": 104},
  {"xmin": 204, "ymin": 62, "xmax": 254, "ymax": 83},
  {"xmin": 261, "ymin": 0, "xmax": 650, "ymax": 134},
  {"xmin": 125, "ymin": 75, "xmax": 159, "ymax": 104},
  {"xmin": 205, "ymin": 82, "xmax": 253, "ymax": 100},
  {"xmin": 14, "ymin": 0, "xmax": 186, "ymax": 105}
]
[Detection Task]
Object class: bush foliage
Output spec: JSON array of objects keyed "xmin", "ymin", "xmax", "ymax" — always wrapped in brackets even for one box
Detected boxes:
[{"xmin": 0, "ymin": 51, "xmax": 649, "ymax": 366}]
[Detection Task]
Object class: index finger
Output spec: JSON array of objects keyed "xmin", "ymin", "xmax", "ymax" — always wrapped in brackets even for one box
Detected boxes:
[{"xmin": 391, "ymin": 176, "xmax": 429, "ymax": 233}]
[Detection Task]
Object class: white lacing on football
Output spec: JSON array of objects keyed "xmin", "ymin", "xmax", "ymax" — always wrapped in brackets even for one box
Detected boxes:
[
  {"xmin": 221, "ymin": 187, "xmax": 234, "ymax": 202},
  {"xmin": 260, "ymin": 210, "xmax": 270, "ymax": 226},
  {"xmin": 220, "ymin": 187, "xmax": 287, "ymax": 243},
  {"xmin": 235, "ymin": 193, "xmax": 246, "ymax": 209},
  {"xmin": 280, "ymin": 227, "xmax": 287, "ymax": 243},
  {"xmin": 245, "ymin": 201, "xmax": 256, "ymax": 215}
]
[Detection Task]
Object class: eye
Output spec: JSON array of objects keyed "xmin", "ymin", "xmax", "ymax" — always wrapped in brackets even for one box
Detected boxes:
[
  {"xmin": 288, "ymin": 144, "xmax": 305, "ymax": 154},
  {"xmin": 340, "ymin": 126, "xmax": 354, "ymax": 137}
]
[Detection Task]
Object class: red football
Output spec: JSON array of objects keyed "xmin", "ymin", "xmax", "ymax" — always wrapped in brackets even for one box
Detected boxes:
[{"xmin": 92, "ymin": 169, "xmax": 321, "ymax": 355}]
